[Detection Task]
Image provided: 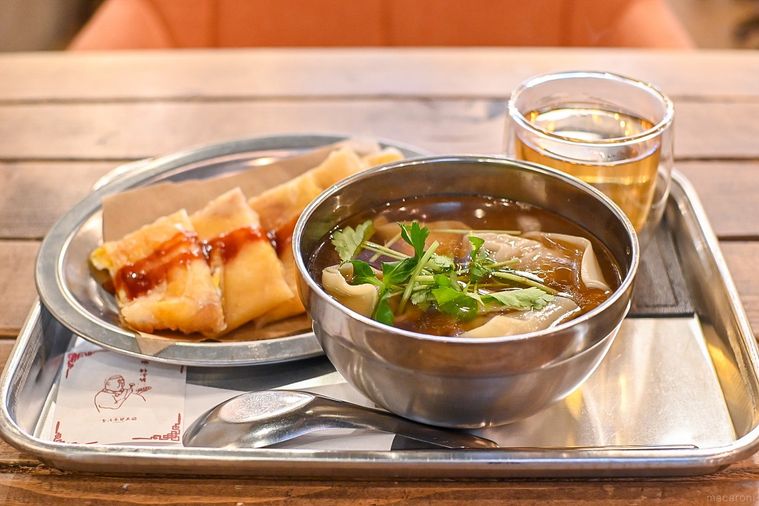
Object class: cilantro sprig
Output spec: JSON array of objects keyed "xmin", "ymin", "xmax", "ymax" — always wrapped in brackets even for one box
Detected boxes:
[{"xmin": 330, "ymin": 220, "xmax": 557, "ymax": 327}]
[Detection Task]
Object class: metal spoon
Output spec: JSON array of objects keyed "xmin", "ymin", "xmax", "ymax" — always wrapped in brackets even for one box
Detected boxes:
[{"xmin": 183, "ymin": 390, "xmax": 498, "ymax": 449}]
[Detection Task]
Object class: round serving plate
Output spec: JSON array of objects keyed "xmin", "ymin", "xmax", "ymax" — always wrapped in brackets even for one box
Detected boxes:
[{"xmin": 36, "ymin": 133, "xmax": 426, "ymax": 366}]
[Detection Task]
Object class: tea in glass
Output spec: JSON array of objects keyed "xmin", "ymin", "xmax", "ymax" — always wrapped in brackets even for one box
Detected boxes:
[{"xmin": 506, "ymin": 72, "xmax": 674, "ymax": 245}]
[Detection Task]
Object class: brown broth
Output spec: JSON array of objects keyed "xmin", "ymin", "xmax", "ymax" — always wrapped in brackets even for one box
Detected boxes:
[{"xmin": 309, "ymin": 195, "xmax": 621, "ymax": 336}]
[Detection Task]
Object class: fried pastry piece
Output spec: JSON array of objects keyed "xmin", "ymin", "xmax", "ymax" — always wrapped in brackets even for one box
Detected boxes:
[
  {"xmin": 251, "ymin": 146, "xmax": 407, "ymax": 326},
  {"xmin": 90, "ymin": 210, "xmax": 225, "ymax": 335},
  {"xmin": 361, "ymin": 147, "xmax": 404, "ymax": 168},
  {"xmin": 254, "ymin": 245, "xmax": 304, "ymax": 327},
  {"xmin": 191, "ymin": 188, "xmax": 293, "ymax": 335},
  {"xmin": 249, "ymin": 174, "xmax": 325, "ymax": 326},
  {"xmin": 309, "ymin": 147, "xmax": 364, "ymax": 189},
  {"xmin": 249, "ymin": 172, "xmax": 323, "ymax": 233}
]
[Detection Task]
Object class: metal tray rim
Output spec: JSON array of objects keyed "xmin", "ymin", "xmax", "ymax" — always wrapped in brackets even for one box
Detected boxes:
[{"xmin": 2, "ymin": 171, "xmax": 759, "ymax": 477}]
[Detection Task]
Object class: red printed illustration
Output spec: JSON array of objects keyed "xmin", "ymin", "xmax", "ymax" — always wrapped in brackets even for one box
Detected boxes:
[{"xmin": 94, "ymin": 374, "xmax": 152, "ymax": 412}]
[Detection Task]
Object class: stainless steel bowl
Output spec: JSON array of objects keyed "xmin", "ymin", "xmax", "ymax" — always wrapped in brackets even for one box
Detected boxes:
[{"xmin": 293, "ymin": 156, "xmax": 639, "ymax": 428}]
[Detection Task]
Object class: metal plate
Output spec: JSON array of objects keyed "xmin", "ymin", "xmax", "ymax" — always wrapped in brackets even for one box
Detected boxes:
[
  {"xmin": 34, "ymin": 134, "xmax": 426, "ymax": 366},
  {"xmin": 3, "ymin": 172, "xmax": 759, "ymax": 477}
]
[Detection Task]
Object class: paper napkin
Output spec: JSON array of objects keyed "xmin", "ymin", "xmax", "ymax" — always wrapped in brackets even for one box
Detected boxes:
[{"xmin": 51, "ymin": 341, "xmax": 186, "ymax": 445}]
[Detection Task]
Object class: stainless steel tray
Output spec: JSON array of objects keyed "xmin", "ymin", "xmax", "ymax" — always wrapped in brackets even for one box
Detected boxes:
[
  {"xmin": 1, "ymin": 172, "xmax": 759, "ymax": 478},
  {"xmin": 34, "ymin": 134, "xmax": 424, "ymax": 367}
]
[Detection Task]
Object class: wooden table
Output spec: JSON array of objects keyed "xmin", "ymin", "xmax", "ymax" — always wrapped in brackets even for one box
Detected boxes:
[{"xmin": 1, "ymin": 48, "xmax": 758, "ymax": 504}]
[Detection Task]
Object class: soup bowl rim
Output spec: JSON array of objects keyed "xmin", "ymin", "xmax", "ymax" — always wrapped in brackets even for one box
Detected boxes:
[{"xmin": 292, "ymin": 154, "xmax": 639, "ymax": 345}]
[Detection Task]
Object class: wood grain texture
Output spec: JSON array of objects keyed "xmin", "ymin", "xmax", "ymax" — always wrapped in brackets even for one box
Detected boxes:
[
  {"xmin": 0, "ymin": 162, "xmax": 115, "ymax": 239},
  {"xmin": 1, "ymin": 49, "xmax": 758, "ymax": 101},
  {"xmin": 678, "ymin": 162, "xmax": 759, "ymax": 239},
  {"xmin": 0, "ymin": 100, "xmax": 757, "ymax": 161},
  {"xmin": 1, "ymin": 469, "xmax": 759, "ymax": 505},
  {"xmin": 721, "ymin": 242, "xmax": 759, "ymax": 332},
  {"xmin": 0, "ymin": 242, "xmax": 38, "ymax": 336}
]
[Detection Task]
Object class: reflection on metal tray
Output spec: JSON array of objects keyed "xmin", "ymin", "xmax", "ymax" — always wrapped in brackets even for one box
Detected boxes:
[{"xmin": 1, "ymin": 172, "xmax": 758, "ymax": 478}]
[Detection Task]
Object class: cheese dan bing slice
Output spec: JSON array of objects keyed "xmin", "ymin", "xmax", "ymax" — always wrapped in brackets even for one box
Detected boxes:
[
  {"xmin": 361, "ymin": 147, "xmax": 404, "ymax": 168},
  {"xmin": 248, "ymin": 172, "xmax": 323, "ymax": 234},
  {"xmin": 249, "ymin": 174, "xmax": 325, "ymax": 326},
  {"xmin": 254, "ymin": 245, "xmax": 304, "ymax": 327},
  {"xmin": 309, "ymin": 147, "xmax": 364, "ymax": 189},
  {"xmin": 89, "ymin": 210, "xmax": 225, "ymax": 336},
  {"xmin": 308, "ymin": 146, "xmax": 404, "ymax": 190},
  {"xmin": 190, "ymin": 188, "xmax": 293, "ymax": 335}
]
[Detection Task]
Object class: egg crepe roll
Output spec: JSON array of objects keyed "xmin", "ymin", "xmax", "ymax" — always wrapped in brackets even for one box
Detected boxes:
[
  {"xmin": 249, "ymin": 174, "xmax": 325, "ymax": 326},
  {"xmin": 309, "ymin": 147, "xmax": 364, "ymax": 189},
  {"xmin": 360, "ymin": 147, "xmax": 404, "ymax": 168},
  {"xmin": 90, "ymin": 210, "xmax": 225, "ymax": 336},
  {"xmin": 190, "ymin": 188, "xmax": 293, "ymax": 335},
  {"xmin": 250, "ymin": 147, "xmax": 407, "ymax": 327}
]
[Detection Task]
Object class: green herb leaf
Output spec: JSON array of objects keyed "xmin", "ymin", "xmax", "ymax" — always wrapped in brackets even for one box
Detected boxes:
[
  {"xmin": 433, "ymin": 273, "xmax": 453, "ymax": 289},
  {"xmin": 399, "ymin": 240, "xmax": 439, "ymax": 313},
  {"xmin": 467, "ymin": 235, "xmax": 494, "ymax": 284},
  {"xmin": 400, "ymin": 222, "xmax": 430, "ymax": 258},
  {"xmin": 426, "ymin": 253, "xmax": 454, "ymax": 272},
  {"xmin": 482, "ymin": 287, "xmax": 554, "ymax": 311},
  {"xmin": 468, "ymin": 235, "xmax": 485, "ymax": 255},
  {"xmin": 373, "ymin": 295, "xmax": 395, "ymax": 325},
  {"xmin": 431, "ymin": 286, "xmax": 479, "ymax": 321},
  {"xmin": 410, "ymin": 288, "xmax": 434, "ymax": 307},
  {"xmin": 332, "ymin": 220, "xmax": 374, "ymax": 263},
  {"xmin": 382, "ymin": 258, "xmax": 417, "ymax": 287},
  {"xmin": 350, "ymin": 260, "xmax": 383, "ymax": 287}
]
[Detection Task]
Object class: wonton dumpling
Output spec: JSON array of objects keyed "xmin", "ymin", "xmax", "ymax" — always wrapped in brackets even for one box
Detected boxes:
[
  {"xmin": 525, "ymin": 232, "xmax": 610, "ymax": 292},
  {"xmin": 90, "ymin": 210, "xmax": 225, "ymax": 336},
  {"xmin": 191, "ymin": 188, "xmax": 293, "ymax": 335},
  {"xmin": 322, "ymin": 264, "xmax": 378, "ymax": 317},
  {"xmin": 463, "ymin": 296, "xmax": 579, "ymax": 338},
  {"xmin": 476, "ymin": 232, "xmax": 610, "ymax": 292}
]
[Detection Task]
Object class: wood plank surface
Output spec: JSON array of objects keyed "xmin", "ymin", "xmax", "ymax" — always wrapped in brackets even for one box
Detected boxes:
[
  {"xmin": 0, "ymin": 100, "xmax": 757, "ymax": 161},
  {"xmin": 0, "ymin": 162, "xmax": 115, "ymax": 239},
  {"xmin": 677, "ymin": 162, "xmax": 759, "ymax": 239},
  {"xmin": 0, "ymin": 242, "xmax": 39, "ymax": 336},
  {"xmin": 1, "ymin": 49, "xmax": 758, "ymax": 101},
  {"xmin": 1, "ymin": 472, "xmax": 759, "ymax": 505}
]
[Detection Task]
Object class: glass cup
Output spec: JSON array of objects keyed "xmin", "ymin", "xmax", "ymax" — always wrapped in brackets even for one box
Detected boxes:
[{"xmin": 505, "ymin": 71, "xmax": 674, "ymax": 247}]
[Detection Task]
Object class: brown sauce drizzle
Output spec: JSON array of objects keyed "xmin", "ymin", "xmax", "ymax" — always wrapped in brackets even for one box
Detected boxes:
[
  {"xmin": 114, "ymin": 232, "xmax": 204, "ymax": 301},
  {"xmin": 270, "ymin": 217, "xmax": 299, "ymax": 256},
  {"xmin": 204, "ymin": 226, "xmax": 266, "ymax": 263},
  {"xmin": 114, "ymin": 226, "xmax": 266, "ymax": 301}
]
